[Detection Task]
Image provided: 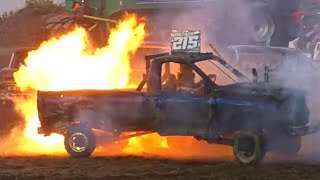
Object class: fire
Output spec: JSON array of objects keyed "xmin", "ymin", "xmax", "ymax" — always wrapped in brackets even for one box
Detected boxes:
[
  {"xmin": 15, "ymin": 15, "xmax": 145, "ymax": 91},
  {"xmin": 10, "ymin": 14, "xmax": 166, "ymax": 155},
  {"xmin": 12, "ymin": 94, "xmax": 65, "ymax": 155},
  {"xmin": 123, "ymin": 133, "xmax": 169, "ymax": 154}
]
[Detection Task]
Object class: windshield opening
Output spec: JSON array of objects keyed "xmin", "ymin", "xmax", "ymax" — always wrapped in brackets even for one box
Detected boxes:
[
  {"xmin": 195, "ymin": 60, "xmax": 238, "ymax": 86},
  {"xmin": 11, "ymin": 50, "xmax": 30, "ymax": 69}
]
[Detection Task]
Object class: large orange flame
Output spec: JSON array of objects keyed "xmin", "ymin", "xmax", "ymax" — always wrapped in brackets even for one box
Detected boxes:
[
  {"xmin": 10, "ymin": 14, "xmax": 169, "ymax": 155},
  {"xmin": 15, "ymin": 15, "xmax": 144, "ymax": 91}
]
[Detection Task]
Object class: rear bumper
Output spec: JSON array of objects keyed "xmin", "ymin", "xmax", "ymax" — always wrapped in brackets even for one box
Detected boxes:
[{"xmin": 37, "ymin": 127, "xmax": 51, "ymax": 136}]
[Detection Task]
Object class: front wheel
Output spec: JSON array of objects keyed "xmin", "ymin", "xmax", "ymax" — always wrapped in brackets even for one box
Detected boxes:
[
  {"xmin": 233, "ymin": 131, "xmax": 266, "ymax": 165},
  {"xmin": 64, "ymin": 124, "xmax": 96, "ymax": 158}
]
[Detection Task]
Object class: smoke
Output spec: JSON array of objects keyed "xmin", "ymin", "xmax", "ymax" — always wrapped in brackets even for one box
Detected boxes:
[
  {"xmin": 143, "ymin": 0, "xmax": 270, "ymax": 50},
  {"xmin": 222, "ymin": 44, "xmax": 320, "ymax": 161},
  {"xmin": 138, "ymin": 0, "xmax": 320, "ymax": 161}
]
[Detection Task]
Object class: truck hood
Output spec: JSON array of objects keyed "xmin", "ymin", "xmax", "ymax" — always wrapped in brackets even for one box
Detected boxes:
[
  {"xmin": 0, "ymin": 67, "xmax": 17, "ymax": 81},
  {"xmin": 216, "ymin": 82, "xmax": 305, "ymax": 100}
]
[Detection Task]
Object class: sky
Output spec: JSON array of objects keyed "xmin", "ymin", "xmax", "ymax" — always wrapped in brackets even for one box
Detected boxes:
[{"xmin": 0, "ymin": 0, "xmax": 64, "ymax": 14}]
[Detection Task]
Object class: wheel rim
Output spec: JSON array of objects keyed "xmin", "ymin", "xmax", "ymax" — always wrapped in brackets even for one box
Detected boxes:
[
  {"xmin": 234, "ymin": 136, "xmax": 258, "ymax": 163},
  {"xmin": 69, "ymin": 132, "xmax": 89, "ymax": 153},
  {"xmin": 252, "ymin": 14, "xmax": 275, "ymax": 43}
]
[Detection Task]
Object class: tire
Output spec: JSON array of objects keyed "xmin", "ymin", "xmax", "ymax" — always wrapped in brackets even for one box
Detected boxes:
[
  {"xmin": 250, "ymin": 7, "xmax": 275, "ymax": 45},
  {"xmin": 64, "ymin": 124, "xmax": 96, "ymax": 158},
  {"xmin": 233, "ymin": 131, "xmax": 266, "ymax": 165},
  {"xmin": 215, "ymin": 2, "xmax": 275, "ymax": 47}
]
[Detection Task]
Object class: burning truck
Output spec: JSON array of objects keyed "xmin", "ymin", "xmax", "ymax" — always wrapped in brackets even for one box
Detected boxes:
[
  {"xmin": 31, "ymin": 29, "xmax": 320, "ymax": 165},
  {"xmin": 5, "ymin": 1, "xmax": 320, "ymax": 163}
]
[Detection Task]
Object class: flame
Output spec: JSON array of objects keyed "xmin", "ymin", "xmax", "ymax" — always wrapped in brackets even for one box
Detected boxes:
[
  {"xmin": 12, "ymin": 94, "xmax": 65, "ymax": 155},
  {"xmin": 15, "ymin": 15, "xmax": 145, "ymax": 91},
  {"xmin": 122, "ymin": 133, "xmax": 169, "ymax": 154},
  {"xmin": 10, "ymin": 14, "xmax": 165, "ymax": 155}
]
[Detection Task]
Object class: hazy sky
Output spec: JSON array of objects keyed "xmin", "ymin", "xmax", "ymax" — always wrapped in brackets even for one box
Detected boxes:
[{"xmin": 0, "ymin": 0, "xmax": 64, "ymax": 14}]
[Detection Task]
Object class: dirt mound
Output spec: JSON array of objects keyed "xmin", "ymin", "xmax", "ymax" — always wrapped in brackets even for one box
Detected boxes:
[
  {"xmin": 0, "ymin": 2, "xmax": 66, "ymax": 47},
  {"xmin": 0, "ymin": 2, "xmax": 67, "ymax": 67}
]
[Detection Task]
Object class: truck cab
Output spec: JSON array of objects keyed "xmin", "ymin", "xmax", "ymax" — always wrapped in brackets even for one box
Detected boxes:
[{"xmin": 0, "ymin": 47, "xmax": 35, "ymax": 86}]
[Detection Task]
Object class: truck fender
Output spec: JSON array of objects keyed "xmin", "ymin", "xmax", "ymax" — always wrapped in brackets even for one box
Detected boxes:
[{"xmin": 72, "ymin": 105, "xmax": 99, "ymax": 128}]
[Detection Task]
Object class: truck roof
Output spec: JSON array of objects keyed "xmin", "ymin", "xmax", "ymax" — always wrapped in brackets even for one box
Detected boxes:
[
  {"xmin": 13, "ymin": 47, "xmax": 36, "ymax": 53},
  {"xmin": 152, "ymin": 52, "xmax": 214, "ymax": 64},
  {"xmin": 9, "ymin": 47, "xmax": 36, "ymax": 69},
  {"xmin": 150, "ymin": 52, "xmax": 248, "ymax": 81}
]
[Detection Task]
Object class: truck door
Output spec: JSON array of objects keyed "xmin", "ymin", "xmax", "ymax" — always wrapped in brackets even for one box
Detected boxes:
[{"xmin": 158, "ymin": 62, "xmax": 212, "ymax": 136}]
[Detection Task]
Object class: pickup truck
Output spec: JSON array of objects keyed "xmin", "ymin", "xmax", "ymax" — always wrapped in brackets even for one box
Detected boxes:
[
  {"xmin": 0, "ymin": 47, "xmax": 35, "ymax": 91},
  {"xmin": 0, "ymin": 47, "xmax": 34, "ymax": 134},
  {"xmin": 37, "ymin": 52, "xmax": 314, "ymax": 164}
]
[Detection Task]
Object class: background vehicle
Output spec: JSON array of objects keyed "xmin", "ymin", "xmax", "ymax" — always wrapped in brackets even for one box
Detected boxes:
[
  {"xmin": 44, "ymin": 0, "xmax": 320, "ymax": 48},
  {"xmin": 0, "ymin": 47, "xmax": 35, "ymax": 134}
]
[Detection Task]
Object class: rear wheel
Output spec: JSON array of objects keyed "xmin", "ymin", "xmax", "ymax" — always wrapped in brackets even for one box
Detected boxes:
[
  {"xmin": 250, "ymin": 7, "xmax": 275, "ymax": 45},
  {"xmin": 233, "ymin": 131, "xmax": 266, "ymax": 165},
  {"xmin": 64, "ymin": 124, "xmax": 96, "ymax": 158}
]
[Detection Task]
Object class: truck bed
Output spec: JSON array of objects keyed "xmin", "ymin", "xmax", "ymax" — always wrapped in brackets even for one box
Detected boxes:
[{"xmin": 37, "ymin": 89, "xmax": 153, "ymax": 135}]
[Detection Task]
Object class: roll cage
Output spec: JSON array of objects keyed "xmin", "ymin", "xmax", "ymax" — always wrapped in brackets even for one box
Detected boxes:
[{"xmin": 137, "ymin": 52, "xmax": 248, "ymax": 92}]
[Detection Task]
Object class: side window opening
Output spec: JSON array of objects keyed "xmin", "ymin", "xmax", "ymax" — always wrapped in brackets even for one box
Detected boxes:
[
  {"xmin": 11, "ymin": 50, "xmax": 29, "ymax": 69},
  {"xmin": 161, "ymin": 62, "xmax": 205, "ymax": 95},
  {"xmin": 195, "ymin": 60, "xmax": 236, "ymax": 86}
]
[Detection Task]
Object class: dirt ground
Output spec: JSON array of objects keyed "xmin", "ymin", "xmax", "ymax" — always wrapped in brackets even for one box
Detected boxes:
[
  {"xmin": 1, "ymin": 137, "xmax": 320, "ymax": 180},
  {"xmin": 0, "ymin": 155, "xmax": 318, "ymax": 180}
]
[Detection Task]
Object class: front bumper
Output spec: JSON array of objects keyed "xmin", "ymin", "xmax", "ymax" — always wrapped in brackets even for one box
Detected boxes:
[{"xmin": 288, "ymin": 123, "xmax": 320, "ymax": 136}]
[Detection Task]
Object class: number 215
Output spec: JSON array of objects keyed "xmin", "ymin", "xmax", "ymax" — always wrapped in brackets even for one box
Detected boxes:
[{"xmin": 172, "ymin": 35, "xmax": 199, "ymax": 50}]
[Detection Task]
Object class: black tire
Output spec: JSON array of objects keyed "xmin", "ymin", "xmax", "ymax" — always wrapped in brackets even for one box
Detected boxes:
[
  {"xmin": 233, "ymin": 131, "xmax": 266, "ymax": 165},
  {"xmin": 64, "ymin": 124, "xmax": 96, "ymax": 158},
  {"xmin": 215, "ymin": 2, "xmax": 275, "ymax": 47},
  {"xmin": 250, "ymin": 7, "xmax": 275, "ymax": 45}
]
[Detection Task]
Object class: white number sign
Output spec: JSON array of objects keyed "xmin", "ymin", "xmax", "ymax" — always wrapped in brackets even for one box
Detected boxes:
[{"xmin": 171, "ymin": 30, "xmax": 201, "ymax": 53}]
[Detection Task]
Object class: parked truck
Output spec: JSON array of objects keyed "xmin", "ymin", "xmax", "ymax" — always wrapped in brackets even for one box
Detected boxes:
[
  {"xmin": 0, "ymin": 47, "xmax": 35, "ymax": 134},
  {"xmin": 36, "ymin": 34, "xmax": 317, "ymax": 164},
  {"xmin": 45, "ymin": 0, "xmax": 320, "ymax": 48}
]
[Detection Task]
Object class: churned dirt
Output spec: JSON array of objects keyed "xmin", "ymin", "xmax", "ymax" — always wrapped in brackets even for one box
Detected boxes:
[
  {"xmin": 0, "ymin": 155, "xmax": 319, "ymax": 180},
  {"xmin": 0, "ymin": 136, "xmax": 318, "ymax": 179},
  {"xmin": 0, "ymin": 1, "xmax": 65, "ymax": 68}
]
